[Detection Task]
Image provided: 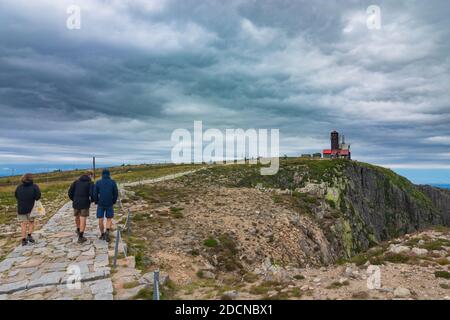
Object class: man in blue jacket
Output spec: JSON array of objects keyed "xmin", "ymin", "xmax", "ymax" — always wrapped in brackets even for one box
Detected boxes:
[{"xmin": 94, "ymin": 169, "xmax": 118, "ymax": 242}]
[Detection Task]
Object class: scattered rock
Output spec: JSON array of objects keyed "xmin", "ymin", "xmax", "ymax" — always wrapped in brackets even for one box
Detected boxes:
[
  {"xmin": 222, "ymin": 290, "xmax": 239, "ymax": 300},
  {"xmin": 139, "ymin": 272, "xmax": 170, "ymax": 286},
  {"xmin": 411, "ymin": 247, "xmax": 428, "ymax": 256},
  {"xmin": 338, "ymin": 277, "xmax": 349, "ymax": 285},
  {"xmin": 115, "ymin": 284, "xmax": 147, "ymax": 300},
  {"xmin": 202, "ymin": 271, "xmax": 216, "ymax": 279},
  {"xmin": 389, "ymin": 245, "xmax": 410, "ymax": 254},
  {"xmin": 116, "ymin": 256, "xmax": 135, "ymax": 269},
  {"xmin": 394, "ymin": 287, "xmax": 411, "ymax": 298}
]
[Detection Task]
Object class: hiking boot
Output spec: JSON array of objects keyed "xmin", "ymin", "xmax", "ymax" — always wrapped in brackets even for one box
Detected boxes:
[
  {"xmin": 78, "ymin": 236, "xmax": 87, "ymax": 244},
  {"xmin": 99, "ymin": 233, "xmax": 105, "ymax": 240},
  {"xmin": 104, "ymin": 232, "xmax": 111, "ymax": 243},
  {"xmin": 76, "ymin": 229, "xmax": 80, "ymax": 236},
  {"xmin": 27, "ymin": 235, "xmax": 35, "ymax": 244},
  {"xmin": 21, "ymin": 238, "xmax": 27, "ymax": 246}
]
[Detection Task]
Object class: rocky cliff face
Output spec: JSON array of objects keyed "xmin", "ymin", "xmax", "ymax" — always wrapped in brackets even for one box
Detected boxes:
[
  {"xmin": 148, "ymin": 160, "xmax": 450, "ymax": 265},
  {"xmin": 221, "ymin": 159, "xmax": 450, "ymax": 261},
  {"xmin": 332, "ymin": 162, "xmax": 446, "ymax": 258},
  {"xmin": 417, "ymin": 185, "xmax": 450, "ymax": 225}
]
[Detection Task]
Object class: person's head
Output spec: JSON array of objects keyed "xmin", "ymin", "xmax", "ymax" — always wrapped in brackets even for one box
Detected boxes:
[
  {"xmin": 21, "ymin": 173, "xmax": 33, "ymax": 185},
  {"xmin": 102, "ymin": 169, "xmax": 110, "ymax": 179},
  {"xmin": 84, "ymin": 171, "xmax": 94, "ymax": 179}
]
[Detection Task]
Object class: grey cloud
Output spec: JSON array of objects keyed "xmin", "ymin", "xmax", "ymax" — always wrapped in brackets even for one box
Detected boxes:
[{"xmin": 0, "ymin": 0, "xmax": 449, "ymax": 170}]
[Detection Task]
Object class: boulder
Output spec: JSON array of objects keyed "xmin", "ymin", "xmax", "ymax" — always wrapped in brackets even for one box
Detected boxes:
[
  {"xmin": 202, "ymin": 271, "xmax": 216, "ymax": 279},
  {"xmin": 264, "ymin": 269, "xmax": 292, "ymax": 283},
  {"xmin": 338, "ymin": 277, "xmax": 349, "ymax": 285},
  {"xmin": 394, "ymin": 287, "xmax": 411, "ymax": 298},
  {"xmin": 140, "ymin": 272, "xmax": 170, "ymax": 286},
  {"xmin": 411, "ymin": 247, "xmax": 428, "ymax": 256},
  {"xmin": 389, "ymin": 245, "xmax": 410, "ymax": 254},
  {"xmin": 222, "ymin": 290, "xmax": 239, "ymax": 300}
]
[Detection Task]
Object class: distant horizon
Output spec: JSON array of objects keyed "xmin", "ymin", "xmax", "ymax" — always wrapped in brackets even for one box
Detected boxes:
[{"xmin": 1, "ymin": 161, "xmax": 449, "ymax": 186}]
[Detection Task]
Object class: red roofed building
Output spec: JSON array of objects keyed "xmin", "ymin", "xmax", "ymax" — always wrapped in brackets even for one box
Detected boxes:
[{"xmin": 323, "ymin": 131, "xmax": 351, "ymax": 159}]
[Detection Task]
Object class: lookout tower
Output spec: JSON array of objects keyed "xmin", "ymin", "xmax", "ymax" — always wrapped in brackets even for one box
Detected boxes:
[
  {"xmin": 331, "ymin": 130, "xmax": 339, "ymax": 150},
  {"xmin": 323, "ymin": 131, "xmax": 351, "ymax": 160}
]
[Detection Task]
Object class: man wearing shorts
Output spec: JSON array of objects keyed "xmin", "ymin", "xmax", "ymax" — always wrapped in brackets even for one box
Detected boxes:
[
  {"xmin": 68, "ymin": 171, "xmax": 94, "ymax": 243},
  {"xmin": 93, "ymin": 169, "xmax": 118, "ymax": 243},
  {"xmin": 15, "ymin": 173, "xmax": 41, "ymax": 246}
]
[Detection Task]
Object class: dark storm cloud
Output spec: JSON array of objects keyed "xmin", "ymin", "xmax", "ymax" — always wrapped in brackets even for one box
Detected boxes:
[{"xmin": 0, "ymin": 0, "xmax": 449, "ymax": 169}]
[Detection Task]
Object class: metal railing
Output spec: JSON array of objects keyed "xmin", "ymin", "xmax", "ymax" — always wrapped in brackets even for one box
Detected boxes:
[
  {"xmin": 113, "ymin": 187, "xmax": 160, "ymax": 300},
  {"xmin": 153, "ymin": 270, "xmax": 160, "ymax": 300}
]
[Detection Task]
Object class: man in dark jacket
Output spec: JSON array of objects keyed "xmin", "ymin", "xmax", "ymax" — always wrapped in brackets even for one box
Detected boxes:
[
  {"xmin": 15, "ymin": 173, "xmax": 41, "ymax": 246},
  {"xmin": 93, "ymin": 169, "xmax": 118, "ymax": 242},
  {"xmin": 68, "ymin": 171, "xmax": 94, "ymax": 244}
]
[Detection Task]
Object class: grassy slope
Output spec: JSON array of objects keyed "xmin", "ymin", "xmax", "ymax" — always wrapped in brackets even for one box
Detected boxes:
[{"xmin": 355, "ymin": 161, "xmax": 432, "ymax": 207}]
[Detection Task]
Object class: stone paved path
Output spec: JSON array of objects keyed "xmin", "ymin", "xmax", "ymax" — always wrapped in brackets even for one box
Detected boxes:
[
  {"xmin": 0, "ymin": 169, "xmax": 203, "ymax": 300},
  {"xmin": 0, "ymin": 203, "xmax": 112, "ymax": 300}
]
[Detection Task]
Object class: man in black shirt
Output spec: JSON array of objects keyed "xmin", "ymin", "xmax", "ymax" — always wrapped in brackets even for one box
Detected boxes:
[
  {"xmin": 68, "ymin": 171, "xmax": 94, "ymax": 243},
  {"xmin": 15, "ymin": 173, "xmax": 41, "ymax": 246}
]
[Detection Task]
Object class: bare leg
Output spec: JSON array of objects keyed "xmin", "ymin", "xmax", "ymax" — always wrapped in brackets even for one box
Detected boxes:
[
  {"xmin": 28, "ymin": 221, "xmax": 34, "ymax": 235},
  {"xmin": 75, "ymin": 216, "xmax": 80, "ymax": 229},
  {"xmin": 80, "ymin": 216, "xmax": 87, "ymax": 233},
  {"xmin": 21, "ymin": 222, "xmax": 27, "ymax": 239},
  {"xmin": 106, "ymin": 218, "xmax": 113, "ymax": 230},
  {"xmin": 98, "ymin": 218, "xmax": 104, "ymax": 234}
]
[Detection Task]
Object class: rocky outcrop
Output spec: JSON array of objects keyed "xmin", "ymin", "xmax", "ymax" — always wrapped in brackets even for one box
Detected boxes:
[
  {"xmin": 320, "ymin": 162, "xmax": 449, "ymax": 258},
  {"xmin": 192, "ymin": 160, "xmax": 450, "ymax": 262},
  {"xmin": 417, "ymin": 185, "xmax": 450, "ymax": 225}
]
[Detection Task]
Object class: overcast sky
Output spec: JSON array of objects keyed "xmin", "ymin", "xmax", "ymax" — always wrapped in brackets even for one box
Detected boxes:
[{"xmin": 0, "ymin": 0, "xmax": 449, "ymax": 181}]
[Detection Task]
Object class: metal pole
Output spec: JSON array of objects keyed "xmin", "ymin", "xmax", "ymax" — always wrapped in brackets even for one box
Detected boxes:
[
  {"xmin": 113, "ymin": 227, "xmax": 120, "ymax": 268},
  {"xmin": 153, "ymin": 270, "xmax": 160, "ymax": 300},
  {"xmin": 123, "ymin": 243, "xmax": 127, "ymax": 258},
  {"xmin": 93, "ymin": 156, "xmax": 96, "ymax": 180},
  {"xmin": 127, "ymin": 209, "xmax": 131, "ymax": 236}
]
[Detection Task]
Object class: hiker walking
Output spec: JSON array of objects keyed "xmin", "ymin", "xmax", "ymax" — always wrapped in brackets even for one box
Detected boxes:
[
  {"xmin": 15, "ymin": 173, "xmax": 41, "ymax": 246},
  {"xmin": 93, "ymin": 169, "xmax": 118, "ymax": 242},
  {"xmin": 68, "ymin": 171, "xmax": 94, "ymax": 244}
]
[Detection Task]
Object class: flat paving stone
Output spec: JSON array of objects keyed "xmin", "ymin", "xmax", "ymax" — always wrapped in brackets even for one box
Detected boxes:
[
  {"xmin": 20, "ymin": 258, "xmax": 44, "ymax": 268},
  {"xmin": 90, "ymin": 279, "xmax": 114, "ymax": 295},
  {"xmin": 28, "ymin": 271, "xmax": 66, "ymax": 289},
  {"xmin": 0, "ymin": 202, "xmax": 113, "ymax": 299},
  {"xmin": 0, "ymin": 280, "xmax": 29, "ymax": 294},
  {"xmin": 94, "ymin": 293, "xmax": 114, "ymax": 300}
]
